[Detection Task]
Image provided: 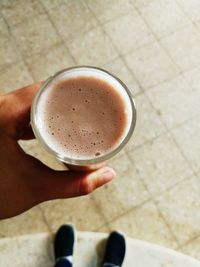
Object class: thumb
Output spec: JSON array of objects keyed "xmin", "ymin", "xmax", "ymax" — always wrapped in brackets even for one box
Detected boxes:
[{"xmin": 30, "ymin": 162, "xmax": 116, "ymax": 203}]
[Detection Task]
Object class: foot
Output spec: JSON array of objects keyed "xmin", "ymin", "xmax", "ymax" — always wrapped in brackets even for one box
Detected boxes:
[
  {"xmin": 103, "ymin": 231, "xmax": 126, "ymax": 267},
  {"xmin": 54, "ymin": 224, "xmax": 75, "ymax": 262}
]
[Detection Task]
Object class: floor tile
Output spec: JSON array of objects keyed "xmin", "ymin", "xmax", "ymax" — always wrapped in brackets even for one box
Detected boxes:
[
  {"xmin": 40, "ymin": 196, "xmax": 106, "ymax": 232},
  {"xmin": 0, "ymin": 207, "xmax": 48, "ymax": 238},
  {"xmin": 161, "ymin": 26, "xmax": 200, "ymax": 72},
  {"xmin": 147, "ymin": 75, "xmax": 200, "ymax": 129},
  {"xmin": 103, "ymin": 13, "xmax": 155, "ymax": 55},
  {"xmin": 103, "ymin": 57, "xmax": 141, "ymax": 96},
  {"xmin": 171, "ymin": 115, "xmax": 200, "ymax": 172},
  {"xmin": 26, "ymin": 43, "xmax": 74, "ymax": 82},
  {"xmin": 0, "ymin": 15, "xmax": 9, "ymax": 36},
  {"xmin": 0, "ymin": 234, "xmax": 54, "ymax": 267},
  {"xmin": 1, "ymin": 0, "xmax": 44, "ymax": 27},
  {"xmin": 128, "ymin": 133, "xmax": 193, "ymax": 195},
  {"xmin": 85, "ymin": 0, "xmax": 135, "ymax": 23},
  {"xmin": 67, "ymin": 27, "xmax": 118, "ymax": 66},
  {"xmin": 49, "ymin": 1, "xmax": 98, "ymax": 42},
  {"xmin": 97, "ymin": 225, "xmax": 110, "ymax": 233},
  {"xmin": 0, "ymin": 34, "xmax": 22, "ymax": 70},
  {"xmin": 136, "ymin": 0, "xmax": 191, "ymax": 38},
  {"xmin": 124, "ymin": 41, "xmax": 178, "ymax": 90},
  {"xmin": 12, "ymin": 14, "xmax": 61, "ymax": 58},
  {"xmin": 125, "ymin": 93, "xmax": 166, "ymax": 152},
  {"xmin": 176, "ymin": 0, "xmax": 200, "ymax": 22},
  {"xmin": 92, "ymin": 153, "xmax": 149, "ymax": 222},
  {"xmin": 108, "ymin": 201, "xmax": 177, "ymax": 248},
  {"xmin": 41, "ymin": 0, "xmax": 72, "ymax": 10},
  {"xmin": 180, "ymin": 236, "xmax": 200, "ymax": 261},
  {"xmin": 183, "ymin": 65, "xmax": 200, "ymax": 90},
  {"xmin": 0, "ymin": 61, "xmax": 33, "ymax": 93},
  {"xmin": 156, "ymin": 175, "xmax": 200, "ymax": 246}
]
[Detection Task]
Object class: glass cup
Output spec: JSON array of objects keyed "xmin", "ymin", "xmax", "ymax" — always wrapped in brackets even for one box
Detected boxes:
[{"xmin": 31, "ymin": 66, "xmax": 136, "ymax": 170}]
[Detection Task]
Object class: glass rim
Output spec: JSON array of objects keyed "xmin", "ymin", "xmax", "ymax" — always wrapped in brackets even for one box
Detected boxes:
[{"xmin": 31, "ymin": 66, "xmax": 136, "ymax": 166}]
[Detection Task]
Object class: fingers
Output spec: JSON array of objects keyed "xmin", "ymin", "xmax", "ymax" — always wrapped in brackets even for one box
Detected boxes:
[{"xmin": 27, "ymin": 156, "xmax": 116, "ymax": 203}]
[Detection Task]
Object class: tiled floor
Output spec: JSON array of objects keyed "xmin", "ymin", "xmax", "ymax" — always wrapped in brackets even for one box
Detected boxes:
[{"xmin": 0, "ymin": 0, "xmax": 200, "ymax": 262}]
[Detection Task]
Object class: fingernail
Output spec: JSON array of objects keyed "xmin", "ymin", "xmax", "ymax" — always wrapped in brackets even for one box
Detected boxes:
[{"xmin": 98, "ymin": 167, "xmax": 116, "ymax": 182}]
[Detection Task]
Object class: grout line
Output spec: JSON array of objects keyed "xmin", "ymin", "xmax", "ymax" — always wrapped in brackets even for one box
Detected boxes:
[
  {"xmin": 90, "ymin": 194, "xmax": 112, "ymax": 227},
  {"xmin": 85, "ymin": 4, "xmax": 194, "ymax": 95},
  {"xmin": 84, "ymin": 2, "xmax": 125, "ymax": 60},
  {"xmin": 39, "ymin": 0, "xmax": 77, "ymax": 65},
  {"xmin": 132, "ymin": 4, "xmax": 184, "ymax": 74},
  {"xmin": 0, "ymin": 12, "xmax": 36, "ymax": 83},
  {"xmin": 38, "ymin": 205, "xmax": 53, "ymax": 233},
  {"xmin": 140, "ymin": 62, "xmax": 200, "ymax": 173},
  {"xmin": 126, "ymin": 147, "xmax": 197, "ymax": 202},
  {"xmin": 128, "ymin": 148, "xmax": 181, "ymax": 246},
  {"xmin": 140, "ymin": 75, "xmax": 199, "ymax": 177},
  {"xmin": 177, "ymin": 233, "xmax": 200, "ymax": 250},
  {"xmin": 174, "ymin": 0, "xmax": 200, "ymax": 30},
  {"xmin": 104, "ymin": 198, "xmax": 151, "ymax": 226},
  {"xmin": 126, "ymin": 147, "xmax": 200, "ymax": 248}
]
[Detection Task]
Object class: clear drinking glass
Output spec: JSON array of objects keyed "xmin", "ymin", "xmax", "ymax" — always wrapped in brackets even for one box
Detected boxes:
[{"xmin": 31, "ymin": 66, "xmax": 136, "ymax": 169}]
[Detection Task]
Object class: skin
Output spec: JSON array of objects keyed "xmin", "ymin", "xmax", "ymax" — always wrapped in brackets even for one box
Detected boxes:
[{"xmin": 0, "ymin": 83, "xmax": 115, "ymax": 219}]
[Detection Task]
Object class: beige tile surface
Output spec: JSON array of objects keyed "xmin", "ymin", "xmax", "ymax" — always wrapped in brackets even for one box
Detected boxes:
[
  {"xmin": 0, "ymin": 207, "xmax": 48, "ymax": 238},
  {"xmin": 0, "ymin": 234, "xmax": 54, "ymax": 267},
  {"xmin": 135, "ymin": 0, "xmax": 191, "ymax": 38},
  {"xmin": 183, "ymin": 64, "xmax": 200, "ymax": 91},
  {"xmin": 0, "ymin": 15, "xmax": 9, "ymax": 36},
  {"xmin": 128, "ymin": 133, "xmax": 193, "ymax": 195},
  {"xmin": 156, "ymin": 174, "xmax": 200, "ymax": 246},
  {"xmin": 67, "ymin": 27, "xmax": 118, "ymax": 66},
  {"xmin": 0, "ymin": 34, "xmax": 22, "ymax": 70},
  {"xmin": 108, "ymin": 201, "xmax": 177, "ymax": 248},
  {"xmin": 0, "ymin": 61, "xmax": 33, "ymax": 93},
  {"xmin": 1, "ymin": 0, "xmax": 44, "ymax": 27},
  {"xmin": 85, "ymin": 0, "xmax": 135, "ymax": 23},
  {"xmin": 147, "ymin": 75, "xmax": 200, "ymax": 129},
  {"xmin": 41, "ymin": 0, "xmax": 72, "ymax": 10},
  {"xmin": 172, "ymin": 115, "xmax": 200, "ymax": 173},
  {"xmin": 103, "ymin": 13, "xmax": 155, "ymax": 55},
  {"xmin": 40, "ymin": 196, "xmax": 106, "ymax": 232},
  {"xmin": 124, "ymin": 41, "xmax": 178, "ymax": 90},
  {"xmin": 103, "ymin": 57, "xmax": 141, "ymax": 96},
  {"xmin": 12, "ymin": 14, "xmax": 61, "ymax": 58},
  {"xmin": 26, "ymin": 43, "xmax": 74, "ymax": 81},
  {"xmin": 180, "ymin": 236, "xmax": 200, "ymax": 261},
  {"xmin": 161, "ymin": 26, "xmax": 200, "ymax": 72},
  {"xmin": 176, "ymin": 0, "xmax": 200, "ymax": 22},
  {"xmin": 49, "ymin": 1, "xmax": 98, "ymax": 42},
  {"xmin": 92, "ymin": 153, "xmax": 150, "ymax": 222},
  {"xmin": 125, "ymin": 93, "xmax": 166, "ymax": 151}
]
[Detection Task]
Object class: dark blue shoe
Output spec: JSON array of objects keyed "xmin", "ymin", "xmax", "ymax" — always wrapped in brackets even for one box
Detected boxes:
[
  {"xmin": 54, "ymin": 224, "xmax": 75, "ymax": 263},
  {"xmin": 103, "ymin": 231, "xmax": 126, "ymax": 267}
]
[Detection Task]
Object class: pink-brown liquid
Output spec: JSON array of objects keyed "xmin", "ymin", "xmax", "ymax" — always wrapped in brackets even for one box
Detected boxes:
[{"xmin": 40, "ymin": 76, "xmax": 127, "ymax": 159}]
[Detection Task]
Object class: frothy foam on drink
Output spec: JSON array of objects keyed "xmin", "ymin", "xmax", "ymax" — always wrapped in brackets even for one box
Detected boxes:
[{"xmin": 36, "ymin": 68, "xmax": 132, "ymax": 160}]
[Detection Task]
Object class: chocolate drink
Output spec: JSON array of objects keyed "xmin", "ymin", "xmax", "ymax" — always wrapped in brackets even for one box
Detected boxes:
[{"xmin": 33, "ymin": 67, "xmax": 135, "ymax": 163}]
